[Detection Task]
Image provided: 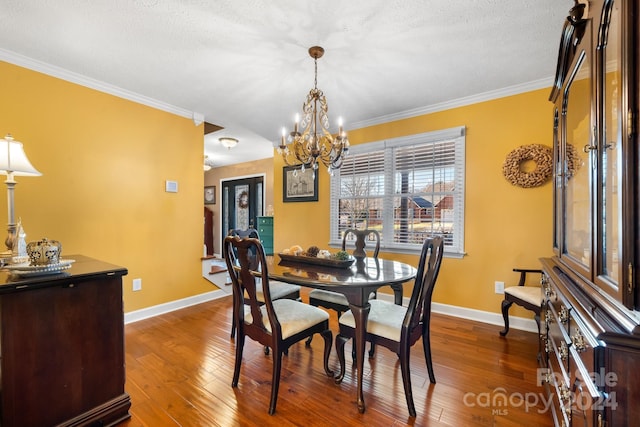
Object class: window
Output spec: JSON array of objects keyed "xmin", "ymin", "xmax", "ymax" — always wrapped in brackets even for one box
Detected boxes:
[{"xmin": 330, "ymin": 126, "xmax": 465, "ymax": 257}]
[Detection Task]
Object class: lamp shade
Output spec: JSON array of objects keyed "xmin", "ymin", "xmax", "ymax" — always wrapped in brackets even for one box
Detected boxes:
[{"xmin": 0, "ymin": 135, "xmax": 41, "ymax": 176}]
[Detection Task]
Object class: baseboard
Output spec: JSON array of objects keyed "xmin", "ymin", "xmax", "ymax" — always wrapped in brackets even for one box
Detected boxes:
[
  {"xmin": 376, "ymin": 293, "xmax": 538, "ymax": 334},
  {"xmin": 124, "ymin": 289, "xmax": 230, "ymax": 324},
  {"xmin": 125, "ymin": 287, "xmax": 538, "ymax": 334}
]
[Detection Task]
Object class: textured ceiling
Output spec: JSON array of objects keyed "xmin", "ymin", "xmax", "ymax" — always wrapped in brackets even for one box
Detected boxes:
[{"xmin": 0, "ymin": 0, "xmax": 572, "ymax": 167}]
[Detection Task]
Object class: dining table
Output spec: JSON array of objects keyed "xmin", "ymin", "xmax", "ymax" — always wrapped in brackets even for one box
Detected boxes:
[{"xmin": 265, "ymin": 254, "xmax": 417, "ymax": 413}]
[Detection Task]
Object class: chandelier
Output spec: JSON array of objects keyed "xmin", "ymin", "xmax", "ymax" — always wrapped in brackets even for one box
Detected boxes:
[{"xmin": 278, "ymin": 46, "xmax": 349, "ymax": 175}]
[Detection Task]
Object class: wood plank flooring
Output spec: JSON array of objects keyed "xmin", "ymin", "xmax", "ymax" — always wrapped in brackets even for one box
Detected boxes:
[{"xmin": 120, "ymin": 292, "xmax": 553, "ymax": 426}]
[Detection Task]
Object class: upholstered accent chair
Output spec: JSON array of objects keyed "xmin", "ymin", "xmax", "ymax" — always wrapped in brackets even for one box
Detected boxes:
[{"xmin": 499, "ymin": 268, "xmax": 543, "ymax": 337}]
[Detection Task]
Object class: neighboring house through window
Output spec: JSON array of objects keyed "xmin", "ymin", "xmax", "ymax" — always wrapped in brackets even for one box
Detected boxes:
[{"xmin": 329, "ymin": 126, "xmax": 465, "ymax": 257}]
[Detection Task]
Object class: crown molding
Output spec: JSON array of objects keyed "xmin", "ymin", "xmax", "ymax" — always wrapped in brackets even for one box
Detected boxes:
[
  {"xmin": 1, "ymin": 47, "xmax": 550, "ymax": 132},
  {"xmin": 350, "ymin": 77, "xmax": 553, "ymax": 130},
  {"xmin": 0, "ymin": 48, "xmax": 200, "ymax": 121}
]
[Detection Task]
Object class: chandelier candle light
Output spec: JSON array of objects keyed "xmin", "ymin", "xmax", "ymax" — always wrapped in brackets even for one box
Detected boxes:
[
  {"xmin": 278, "ymin": 46, "xmax": 349, "ymax": 176},
  {"xmin": 0, "ymin": 134, "xmax": 41, "ymax": 259}
]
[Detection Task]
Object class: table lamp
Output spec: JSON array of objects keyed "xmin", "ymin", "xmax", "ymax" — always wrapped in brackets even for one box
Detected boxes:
[{"xmin": 0, "ymin": 134, "xmax": 41, "ymax": 259}]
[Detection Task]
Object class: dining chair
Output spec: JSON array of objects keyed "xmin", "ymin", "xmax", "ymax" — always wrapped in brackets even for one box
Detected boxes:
[
  {"xmin": 499, "ymin": 268, "xmax": 543, "ymax": 337},
  {"xmin": 306, "ymin": 228, "xmax": 380, "ymax": 357},
  {"xmin": 228, "ymin": 228, "xmax": 301, "ymax": 342},
  {"xmin": 223, "ymin": 235, "xmax": 333, "ymax": 415},
  {"xmin": 334, "ymin": 236, "xmax": 444, "ymax": 417}
]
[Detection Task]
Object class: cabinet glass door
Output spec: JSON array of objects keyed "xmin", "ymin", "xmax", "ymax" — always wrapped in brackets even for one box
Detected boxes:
[
  {"xmin": 563, "ymin": 47, "xmax": 593, "ymax": 274},
  {"xmin": 553, "ymin": 108, "xmax": 561, "ymax": 254},
  {"xmin": 598, "ymin": 0, "xmax": 622, "ymax": 290}
]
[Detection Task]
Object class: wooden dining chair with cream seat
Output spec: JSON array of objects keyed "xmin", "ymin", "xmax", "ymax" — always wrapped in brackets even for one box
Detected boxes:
[
  {"xmin": 334, "ymin": 236, "xmax": 444, "ymax": 417},
  {"xmin": 306, "ymin": 228, "xmax": 380, "ymax": 356},
  {"xmin": 223, "ymin": 235, "xmax": 333, "ymax": 415},
  {"xmin": 228, "ymin": 228, "xmax": 301, "ymax": 342},
  {"xmin": 499, "ymin": 268, "xmax": 543, "ymax": 337}
]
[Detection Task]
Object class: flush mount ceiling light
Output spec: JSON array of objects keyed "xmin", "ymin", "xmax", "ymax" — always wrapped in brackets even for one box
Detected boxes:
[
  {"xmin": 219, "ymin": 137, "xmax": 238, "ymax": 150},
  {"xmin": 203, "ymin": 155, "xmax": 214, "ymax": 171},
  {"xmin": 277, "ymin": 46, "xmax": 349, "ymax": 176}
]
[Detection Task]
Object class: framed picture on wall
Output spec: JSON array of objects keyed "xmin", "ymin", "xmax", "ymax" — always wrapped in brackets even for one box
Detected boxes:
[
  {"xmin": 204, "ymin": 185, "xmax": 216, "ymax": 204},
  {"xmin": 283, "ymin": 166, "xmax": 318, "ymax": 202}
]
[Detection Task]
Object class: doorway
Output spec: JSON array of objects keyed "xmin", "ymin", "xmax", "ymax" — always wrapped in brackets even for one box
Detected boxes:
[{"xmin": 221, "ymin": 175, "xmax": 264, "ymax": 239}]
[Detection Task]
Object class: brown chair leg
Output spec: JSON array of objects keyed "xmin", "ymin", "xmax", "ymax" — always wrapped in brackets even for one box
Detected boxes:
[
  {"xmin": 232, "ymin": 334, "xmax": 244, "ymax": 387},
  {"xmin": 422, "ymin": 329, "xmax": 436, "ymax": 384},
  {"xmin": 321, "ymin": 329, "xmax": 334, "ymax": 377},
  {"xmin": 352, "ymin": 343, "xmax": 375, "ymax": 360},
  {"xmin": 499, "ymin": 299, "xmax": 514, "ymax": 336},
  {"xmin": 335, "ymin": 335, "xmax": 348, "ymax": 384},
  {"xmin": 399, "ymin": 345, "xmax": 416, "ymax": 417},
  {"xmin": 268, "ymin": 347, "xmax": 283, "ymax": 415}
]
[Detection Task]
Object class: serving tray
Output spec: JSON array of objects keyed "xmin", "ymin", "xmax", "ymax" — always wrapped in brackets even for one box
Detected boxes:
[
  {"xmin": 277, "ymin": 253, "xmax": 355, "ymax": 269},
  {"xmin": 4, "ymin": 259, "xmax": 75, "ymax": 277}
]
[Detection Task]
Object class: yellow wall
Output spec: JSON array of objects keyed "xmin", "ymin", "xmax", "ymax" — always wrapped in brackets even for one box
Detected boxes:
[
  {"xmin": 0, "ymin": 61, "xmax": 213, "ymax": 312},
  {"xmin": 205, "ymin": 157, "xmax": 274, "ymax": 254},
  {"xmin": 0, "ymin": 58, "xmax": 554, "ymax": 318},
  {"xmin": 274, "ymin": 88, "xmax": 554, "ymax": 315}
]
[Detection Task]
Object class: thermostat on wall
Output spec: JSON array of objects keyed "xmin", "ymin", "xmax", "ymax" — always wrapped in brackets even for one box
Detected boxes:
[{"xmin": 165, "ymin": 180, "xmax": 178, "ymax": 193}]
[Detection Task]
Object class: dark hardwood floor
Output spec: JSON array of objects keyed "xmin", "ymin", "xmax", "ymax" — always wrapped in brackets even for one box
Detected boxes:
[{"xmin": 120, "ymin": 291, "xmax": 553, "ymax": 426}]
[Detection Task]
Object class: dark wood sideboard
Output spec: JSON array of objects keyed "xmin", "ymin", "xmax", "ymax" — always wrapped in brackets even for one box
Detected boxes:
[
  {"xmin": 0, "ymin": 255, "xmax": 130, "ymax": 426},
  {"xmin": 541, "ymin": 1, "xmax": 639, "ymax": 426}
]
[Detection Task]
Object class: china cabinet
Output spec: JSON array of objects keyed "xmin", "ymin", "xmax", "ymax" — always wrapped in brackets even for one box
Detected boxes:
[{"xmin": 541, "ymin": 0, "xmax": 639, "ymax": 426}]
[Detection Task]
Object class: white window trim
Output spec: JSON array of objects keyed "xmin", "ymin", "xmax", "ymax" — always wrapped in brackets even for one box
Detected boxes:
[{"xmin": 329, "ymin": 126, "xmax": 466, "ymax": 258}]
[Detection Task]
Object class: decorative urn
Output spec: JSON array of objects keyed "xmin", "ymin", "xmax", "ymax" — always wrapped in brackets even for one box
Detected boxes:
[{"xmin": 26, "ymin": 238, "xmax": 62, "ymax": 266}]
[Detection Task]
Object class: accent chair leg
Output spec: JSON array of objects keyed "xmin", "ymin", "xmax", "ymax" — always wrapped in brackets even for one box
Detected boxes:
[{"xmin": 499, "ymin": 299, "xmax": 514, "ymax": 336}]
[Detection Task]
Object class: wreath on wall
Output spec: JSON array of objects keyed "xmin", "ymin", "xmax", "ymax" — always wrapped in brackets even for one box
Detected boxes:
[
  {"xmin": 237, "ymin": 190, "xmax": 249, "ymax": 209},
  {"xmin": 565, "ymin": 143, "xmax": 583, "ymax": 179},
  {"xmin": 502, "ymin": 144, "xmax": 553, "ymax": 188}
]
